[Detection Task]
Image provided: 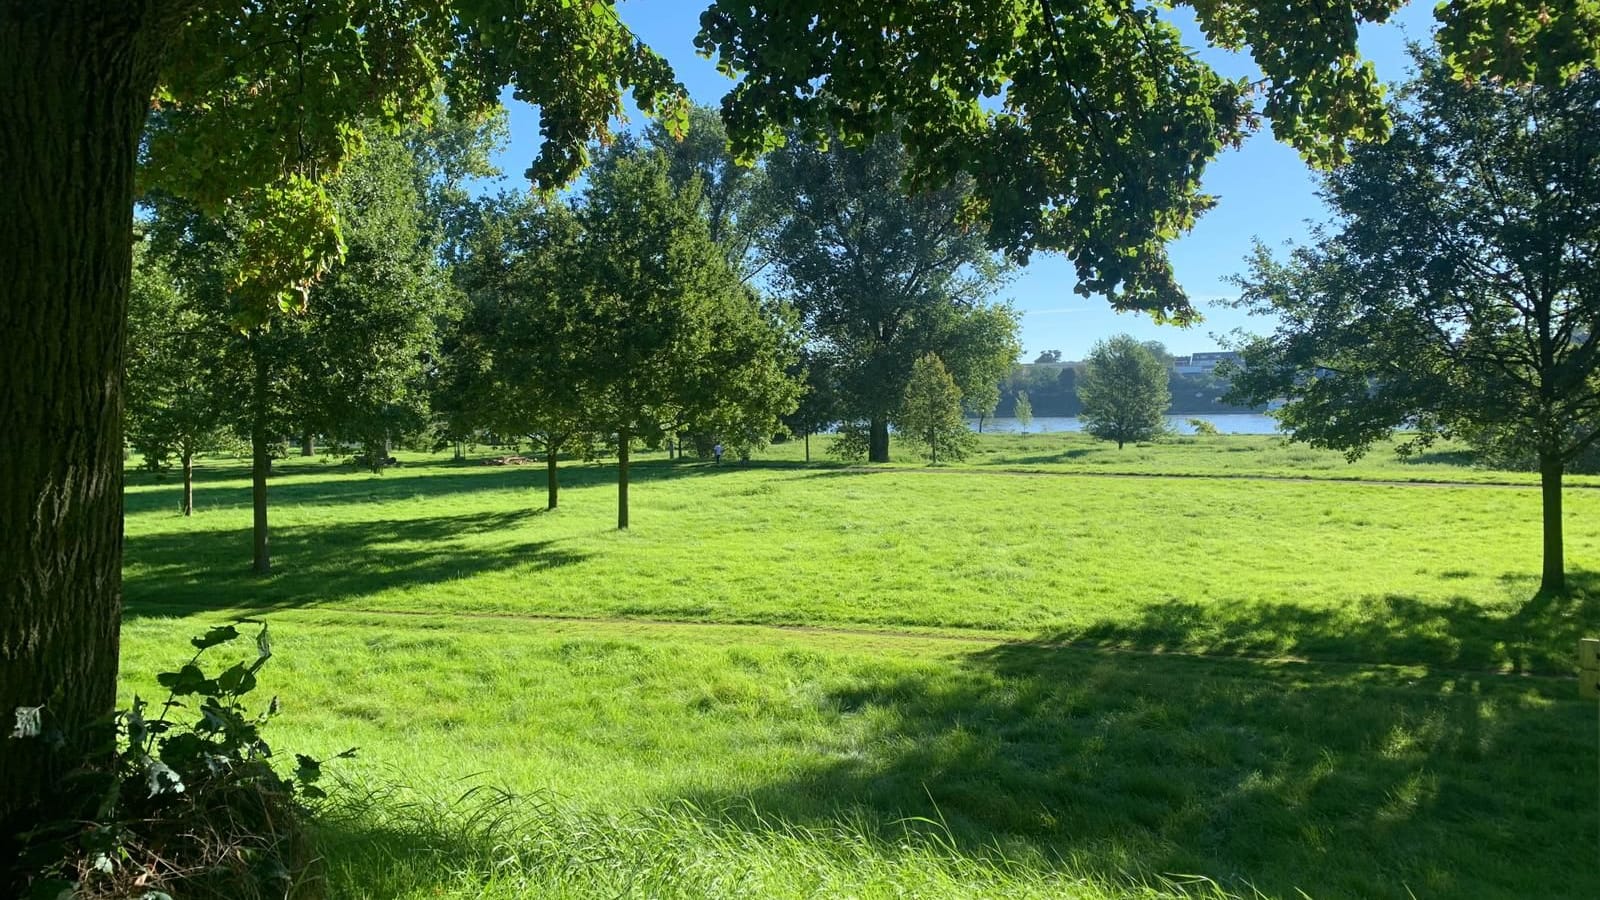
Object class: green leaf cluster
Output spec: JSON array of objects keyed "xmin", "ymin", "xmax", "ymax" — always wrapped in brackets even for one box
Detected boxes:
[
  {"xmin": 894, "ymin": 354, "xmax": 976, "ymax": 463},
  {"xmin": 10, "ymin": 623, "xmax": 352, "ymax": 898},
  {"xmin": 1078, "ymin": 334, "xmax": 1172, "ymax": 448}
]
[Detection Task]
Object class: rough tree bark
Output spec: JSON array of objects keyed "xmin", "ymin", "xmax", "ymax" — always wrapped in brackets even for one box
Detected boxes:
[
  {"xmin": 1539, "ymin": 451, "xmax": 1565, "ymax": 595},
  {"xmin": 0, "ymin": 1, "xmax": 163, "ymax": 830},
  {"xmin": 181, "ymin": 447, "xmax": 194, "ymax": 516},
  {"xmin": 251, "ymin": 340, "xmax": 272, "ymax": 574},
  {"xmin": 868, "ymin": 416, "xmax": 890, "ymax": 463},
  {"xmin": 545, "ymin": 437, "xmax": 561, "ymax": 511},
  {"xmin": 300, "ymin": 431, "xmax": 314, "ymax": 456},
  {"xmin": 617, "ymin": 428, "xmax": 631, "ymax": 530}
]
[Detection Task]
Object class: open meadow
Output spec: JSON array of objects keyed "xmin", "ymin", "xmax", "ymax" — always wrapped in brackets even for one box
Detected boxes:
[{"xmin": 120, "ymin": 433, "xmax": 1600, "ymax": 899}]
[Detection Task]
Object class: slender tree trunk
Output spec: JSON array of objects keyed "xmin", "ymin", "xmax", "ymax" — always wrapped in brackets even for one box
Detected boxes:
[
  {"xmin": 251, "ymin": 343, "xmax": 272, "ymax": 574},
  {"xmin": 300, "ymin": 431, "xmax": 314, "ymax": 456},
  {"xmin": 546, "ymin": 438, "xmax": 560, "ymax": 511},
  {"xmin": 1539, "ymin": 452, "xmax": 1566, "ymax": 594},
  {"xmin": 869, "ymin": 416, "xmax": 890, "ymax": 463},
  {"xmin": 0, "ymin": 3, "xmax": 161, "ymax": 829},
  {"xmin": 617, "ymin": 428, "xmax": 631, "ymax": 530},
  {"xmin": 804, "ymin": 430, "xmax": 811, "ymax": 463},
  {"xmin": 181, "ymin": 449, "xmax": 194, "ymax": 516},
  {"xmin": 929, "ymin": 424, "xmax": 937, "ymax": 464}
]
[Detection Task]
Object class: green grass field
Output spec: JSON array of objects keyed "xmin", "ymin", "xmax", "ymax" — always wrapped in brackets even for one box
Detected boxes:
[{"xmin": 119, "ymin": 434, "xmax": 1600, "ymax": 899}]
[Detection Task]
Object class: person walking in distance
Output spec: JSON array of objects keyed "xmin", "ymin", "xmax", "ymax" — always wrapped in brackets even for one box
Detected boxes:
[{"xmin": 713, "ymin": 442, "xmax": 724, "ymax": 465}]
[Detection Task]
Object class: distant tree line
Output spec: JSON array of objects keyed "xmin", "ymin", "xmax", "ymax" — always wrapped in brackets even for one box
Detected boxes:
[{"xmin": 992, "ymin": 345, "xmax": 1264, "ymax": 419}]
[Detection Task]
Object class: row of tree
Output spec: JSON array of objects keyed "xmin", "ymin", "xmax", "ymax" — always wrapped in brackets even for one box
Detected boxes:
[{"xmin": 126, "ymin": 108, "xmax": 1024, "ymax": 570}]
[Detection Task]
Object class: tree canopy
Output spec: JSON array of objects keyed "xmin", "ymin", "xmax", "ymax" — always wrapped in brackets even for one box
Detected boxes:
[
  {"xmin": 895, "ymin": 354, "xmax": 974, "ymax": 463},
  {"xmin": 1228, "ymin": 51, "xmax": 1600, "ymax": 593},
  {"xmin": 566, "ymin": 149, "xmax": 800, "ymax": 527},
  {"xmin": 764, "ymin": 130, "xmax": 1017, "ymax": 462},
  {"xmin": 1078, "ymin": 335, "xmax": 1172, "ymax": 448}
]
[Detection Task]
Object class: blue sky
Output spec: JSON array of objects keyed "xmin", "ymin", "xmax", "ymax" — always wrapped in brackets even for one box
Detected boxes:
[{"xmin": 487, "ymin": 2, "xmax": 1436, "ymax": 361}]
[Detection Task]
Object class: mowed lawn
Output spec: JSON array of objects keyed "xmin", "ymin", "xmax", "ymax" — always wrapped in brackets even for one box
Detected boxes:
[{"xmin": 118, "ymin": 440, "xmax": 1600, "ymax": 899}]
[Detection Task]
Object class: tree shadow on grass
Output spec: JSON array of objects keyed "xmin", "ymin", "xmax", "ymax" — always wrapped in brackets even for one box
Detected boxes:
[
  {"xmin": 124, "ymin": 456, "xmax": 780, "ymax": 516},
  {"xmin": 1053, "ymin": 572, "xmax": 1600, "ymax": 676},
  {"xmin": 123, "ymin": 510, "xmax": 590, "ymax": 619},
  {"xmin": 981, "ymin": 448, "xmax": 1098, "ymax": 466},
  {"xmin": 670, "ymin": 642, "xmax": 1596, "ymax": 900}
]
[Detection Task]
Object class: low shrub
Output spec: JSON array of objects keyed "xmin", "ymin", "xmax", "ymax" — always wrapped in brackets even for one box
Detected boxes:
[{"xmin": 7, "ymin": 622, "xmax": 351, "ymax": 900}]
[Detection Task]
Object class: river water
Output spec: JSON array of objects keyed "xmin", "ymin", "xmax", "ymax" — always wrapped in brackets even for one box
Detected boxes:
[{"xmin": 969, "ymin": 413, "xmax": 1281, "ymax": 435}]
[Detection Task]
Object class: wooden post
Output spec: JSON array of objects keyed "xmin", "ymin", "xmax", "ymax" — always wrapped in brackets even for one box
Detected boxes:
[{"xmin": 1580, "ymin": 637, "xmax": 1599, "ymax": 700}]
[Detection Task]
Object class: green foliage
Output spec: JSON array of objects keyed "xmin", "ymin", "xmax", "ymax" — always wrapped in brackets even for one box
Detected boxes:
[
  {"xmin": 645, "ymin": 104, "xmax": 775, "ymax": 282},
  {"xmin": 698, "ymin": 1, "xmax": 1406, "ymax": 320},
  {"xmin": 126, "ymin": 238, "xmax": 234, "ymax": 473},
  {"xmin": 1225, "ymin": 49, "xmax": 1600, "ymax": 588},
  {"xmin": 438, "ymin": 193, "xmax": 594, "ymax": 460},
  {"xmin": 138, "ymin": 1, "xmax": 687, "ymax": 327},
  {"xmin": 294, "ymin": 131, "xmax": 454, "ymax": 469},
  {"xmin": 123, "ymin": 0, "xmax": 1600, "ymax": 327},
  {"xmin": 764, "ymin": 131, "xmax": 1016, "ymax": 460},
  {"xmin": 1229, "ymin": 52, "xmax": 1600, "ymax": 470},
  {"xmin": 569, "ymin": 149, "xmax": 800, "ymax": 454},
  {"xmin": 9, "ymin": 623, "xmax": 350, "ymax": 899},
  {"xmin": 1012, "ymin": 391, "xmax": 1033, "ymax": 433},
  {"xmin": 894, "ymin": 354, "xmax": 975, "ymax": 463},
  {"xmin": 826, "ymin": 421, "xmax": 874, "ymax": 462},
  {"xmin": 1188, "ymin": 417, "xmax": 1221, "ymax": 437},
  {"xmin": 1078, "ymin": 335, "xmax": 1171, "ymax": 448},
  {"xmin": 143, "ymin": 125, "xmax": 459, "ymax": 475}
]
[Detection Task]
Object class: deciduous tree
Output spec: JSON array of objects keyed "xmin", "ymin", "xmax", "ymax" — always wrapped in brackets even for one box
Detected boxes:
[
  {"xmin": 568, "ymin": 151, "xmax": 798, "ymax": 528},
  {"xmin": 1014, "ymin": 391, "xmax": 1034, "ymax": 434},
  {"xmin": 895, "ymin": 355, "xmax": 974, "ymax": 463},
  {"xmin": 764, "ymin": 132, "xmax": 1015, "ymax": 462},
  {"xmin": 125, "ymin": 239, "xmax": 231, "ymax": 515},
  {"xmin": 1228, "ymin": 52, "xmax": 1600, "ymax": 594},
  {"xmin": 1079, "ymin": 335, "xmax": 1171, "ymax": 448}
]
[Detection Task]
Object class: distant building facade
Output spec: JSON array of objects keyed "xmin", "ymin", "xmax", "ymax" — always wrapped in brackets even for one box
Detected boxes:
[{"xmin": 1172, "ymin": 351, "xmax": 1243, "ymax": 377}]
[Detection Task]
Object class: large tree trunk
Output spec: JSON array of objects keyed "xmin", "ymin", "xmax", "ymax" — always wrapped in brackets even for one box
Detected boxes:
[
  {"xmin": 0, "ymin": 3, "xmax": 161, "ymax": 830},
  {"xmin": 300, "ymin": 431, "xmax": 314, "ymax": 456},
  {"xmin": 181, "ymin": 448, "xmax": 194, "ymax": 516},
  {"xmin": 1539, "ymin": 452, "xmax": 1565, "ymax": 594},
  {"xmin": 868, "ymin": 416, "xmax": 890, "ymax": 463},
  {"xmin": 545, "ymin": 439, "xmax": 560, "ymax": 511},
  {"xmin": 251, "ymin": 343, "xmax": 272, "ymax": 574},
  {"xmin": 617, "ymin": 428, "xmax": 630, "ymax": 530}
]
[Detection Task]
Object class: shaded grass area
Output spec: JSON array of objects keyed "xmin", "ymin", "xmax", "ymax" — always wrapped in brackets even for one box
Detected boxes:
[
  {"xmin": 118, "ymin": 614, "xmax": 1599, "ymax": 900},
  {"xmin": 125, "ymin": 451, "xmax": 1600, "ymax": 673}
]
